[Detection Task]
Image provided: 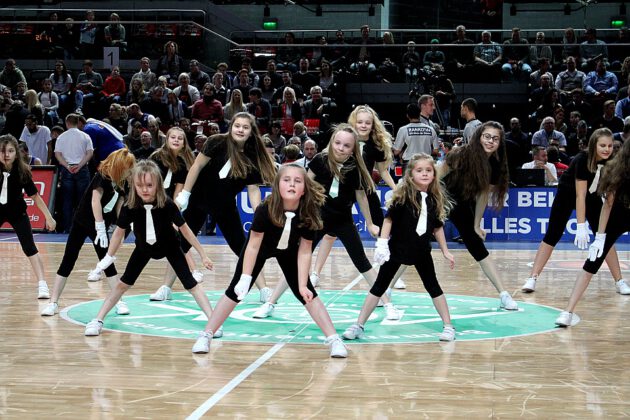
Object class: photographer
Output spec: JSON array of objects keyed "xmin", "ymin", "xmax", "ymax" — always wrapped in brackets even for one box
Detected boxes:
[{"xmin": 409, "ymin": 65, "xmax": 455, "ymax": 128}]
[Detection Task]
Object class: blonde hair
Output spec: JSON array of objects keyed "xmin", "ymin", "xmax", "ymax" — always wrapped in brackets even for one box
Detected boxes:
[
  {"xmin": 347, "ymin": 105, "xmax": 393, "ymax": 165},
  {"xmin": 587, "ymin": 128, "xmax": 613, "ymax": 172},
  {"xmin": 127, "ymin": 160, "xmax": 167, "ymax": 209},
  {"xmin": 150, "ymin": 126, "xmax": 194, "ymax": 172},
  {"xmin": 98, "ymin": 148, "xmax": 136, "ymax": 188},
  {"xmin": 323, "ymin": 123, "xmax": 375, "ymax": 193}
]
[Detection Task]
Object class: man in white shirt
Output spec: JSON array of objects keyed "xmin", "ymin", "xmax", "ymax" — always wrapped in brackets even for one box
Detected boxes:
[
  {"xmin": 19, "ymin": 114, "xmax": 51, "ymax": 164},
  {"xmin": 522, "ymin": 146, "xmax": 557, "ymax": 185},
  {"xmin": 393, "ymin": 103, "xmax": 439, "ymax": 172},
  {"xmin": 295, "ymin": 139, "xmax": 317, "ymax": 168}
]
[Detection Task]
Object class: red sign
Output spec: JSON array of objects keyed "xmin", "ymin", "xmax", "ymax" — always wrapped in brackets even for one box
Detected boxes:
[{"xmin": 1, "ymin": 166, "xmax": 57, "ymax": 232}]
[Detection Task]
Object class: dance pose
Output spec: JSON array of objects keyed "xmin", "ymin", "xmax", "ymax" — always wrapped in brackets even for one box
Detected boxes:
[
  {"xmin": 522, "ymin": 128, "xmax": 628, "ymax": 294},
  {"xmin": 84, "ymin": 160, "xmax": 215, "ymax": 336},
  {"xmin": 556, "ymin": 139, "xmax": 630, "ymax": 326},
  {"xmin": 0, "ymin": 135, "xmax": 56, "ymax": 299},
  {"xmin": 41, "ymin": 148, "xmax": 135, "ymax": 316},
  {"xmin": 192, "ymin": 164, "xmax": 348, "ymax": 357},
  {"xmin": 343, "ymin": 154, "xmax": 456, "ymax": 341},
  {"xmin": 440, "ymin": 121, "xmax": 519, "ymax": 310}
]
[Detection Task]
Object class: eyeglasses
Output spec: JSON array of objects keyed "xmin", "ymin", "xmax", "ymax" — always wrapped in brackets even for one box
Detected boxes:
[{"xmin": 481, "ymin": 133, "xmax": 501, "ymax": 143}]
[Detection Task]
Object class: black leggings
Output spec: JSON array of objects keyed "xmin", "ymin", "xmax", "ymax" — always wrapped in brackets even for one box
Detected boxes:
[
  {"xmin": 224, "ymin": 242, "xmax": 317, "ymax": 303},
  {"xmin": 583, "ymin": 204, "xmax": 630, "ymax": 274},
  {"xmin": 543, "ymin": 187, "xmax": 603, "ymax": 246},
  {"xmin": 312, "ymin": 217, "xmax": 373, "ymax": 274},
  {"xmin": 181, "ymin": 204, "xmax": 245, "ymax": 255},
  {"xmin": 367, "ymin": 190, "xmax": 384, "ymax": 228},
  {"xmin": 0, "ymin": 211, "xmax": 38, "ymax": 257},
  {"xmin": 57, "ymin": 222, "xmax": 117, "ymax": 278},
  {"xmin": 121, "ymin": 245, "xmax": 198, "ymax": 289},
  {"xmin": 448, "ymin": 199, "xmax": 489, "ymax": 262},
  {"xmin": 370, "ymin": 253, "xmax": 443, "ymax": 298}
]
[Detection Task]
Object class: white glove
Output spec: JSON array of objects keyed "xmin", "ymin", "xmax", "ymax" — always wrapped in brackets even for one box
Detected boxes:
[
  {"xmin": 574, "ymin": 223, "xmax": 590, "ymax": 249},
  {"xmin": 373, "ymin": 238, "xmax": 390, "ymax": 265},
  {"xmin": 94, "ymin": 221, "xmax": 108, "ymax": 248},
  {"xmin": 234, "ymin": 274, "xmax": 252, "ymax": 300},
  {"xmin": 175, "ymin": 190, "xmax": 191, "ymax": 211},
  {"xmin": 87, "ymin": 254, "xmax": 116, "ymax": 280},
  {"xmin": 588, "ymin": 233, "xmax": 606, "ymax": 261}
]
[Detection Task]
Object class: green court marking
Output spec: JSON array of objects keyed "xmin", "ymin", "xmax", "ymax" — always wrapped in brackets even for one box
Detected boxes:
[{"xmin": 63, "ymin": 290, "xmax": 563, "ymax": 344}]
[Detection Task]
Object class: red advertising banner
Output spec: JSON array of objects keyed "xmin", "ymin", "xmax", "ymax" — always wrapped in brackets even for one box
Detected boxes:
[{"xmin": 1, "ymin": 166, "xmax": 57, "ymax": 232}]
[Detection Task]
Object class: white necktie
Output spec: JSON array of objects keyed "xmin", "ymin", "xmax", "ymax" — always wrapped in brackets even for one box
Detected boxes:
[
  {"xmin": 163, "ymin": 169, "xmax": 173, "ymax": 189},
  {"xmin": 144, "ymin": 205, "xmax": 156, "ymax": 245},
  {"xmin": 329, "ymin": 163, "xmax": 343, "ymax": 198},
  {"xmin": 219, "ymin": 160, "xmax": 232, "ymax": 179},
  {"xmin": 416, "ymin": 192, "xmax": 428, "ymax": 236},
  {"xmin": 277, "ymin": 211, "xmax": 296, "ymax": 250},
  {"xmin": 102, "ymin": 182, "xmax": 118, "ymax": 214},
  {"xmin": 588, "ymin": 164, "xmax": 604, "ymax": 194},
  {"xmin": 0, "ymin": 172, "xmax": 9, "ymax": 205},
  {"xmin": 359, "ymin": 141, "xmax": 366, "ymax": 156}
]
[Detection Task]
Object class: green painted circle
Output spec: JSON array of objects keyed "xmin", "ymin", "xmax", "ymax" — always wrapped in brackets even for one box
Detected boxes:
[{"xmin": 63, "ymin": 290, "xmax": 563, "ymax": 344}]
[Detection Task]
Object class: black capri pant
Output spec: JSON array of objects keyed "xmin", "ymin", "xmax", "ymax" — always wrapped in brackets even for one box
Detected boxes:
[
  {"xmin": 583, "ymin": 204, "xmax": 630, "ymax": 274},
  {"xmin": 57, "ymin": 222, "xmax": 117, "ymax": 278},
  {"xmin": 181, "ymin": 203, "xmax": 245, "ymax": 256},
  {"xmin": 448, "ymin": 199, "xmax": 489, "ymax": 262},
  {"xmin": 312, "ymin": 216, "xmax": 373, "ymax": 274},
  {"xmin": 370, "ymin": 252, "xmax": 444, "ymax": 298},
  {"xmin": 367, "ymin": 190, "xmax": 384, "ymax": 229},
  {"xmin": 0, "ymin": 211, "xmax": 38, "ymax": 257},
  {"xmin": 543, "ymin": 187, "xmax": 603, "ymax": 246},
  {"xmin": 121, "ymin": 245, "xmax": 198, "ymax": 289}
]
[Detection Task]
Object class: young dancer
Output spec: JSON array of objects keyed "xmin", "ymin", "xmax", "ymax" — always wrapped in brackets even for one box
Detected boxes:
[
  {"xmin": 0, "ymin": 135, "xmax": 56, "ymax": 299},
  {"xmin": 192, "ymin": 164, "xmax": 347, "ymax": 357},
  {"xmin": 522, "ymin": 128, "xmax": 629, "ymax": 294},
  {"xmin": 556, "ymin": 139, "xmax": 630, "ymax": 326},
  {"xmin": 440, "ymin": 121, "xmax": 519, "ymax": 310},
  {"xmin": 253, "ymin": 124, "xmax": 400, "ymax": 320},
  {"xmin": 41, "ymin": 148, "xmax": 135, "ymax": 316},
  {"xmin": 156, "ymin": 112, "xmax": 277, "ymax": 303},
  {"xmin": 343, "ymin": 154, "xmax": 456, "ymax": 341},
  {"xmin": 84, "ymin": 160, "xmax": 215, "ymax": 336}
]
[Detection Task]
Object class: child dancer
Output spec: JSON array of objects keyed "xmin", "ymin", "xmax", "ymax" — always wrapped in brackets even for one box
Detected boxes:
[
  {"xmin": 84, "ymin": 160, "xmax": 215, "ymax": 336},
  {"xmin": 41, "ymin": 148, "xmax": 135, "ymax": 316},
  {"xmin": 343, "ymin": 154, "xmax": 456, "ymax": 341},
  {"xmin": 151, "ymin": 113, "xmax": 277, "ymax": 303},
  {"xmin": 0, "ymin": 135, "xmax": 56, "ymax": 299},
  {"xmin": 522, "ymin": 128, "xmax": 628, "ymax": 294},
  {"xmin": 253, "ymin": 124, "xmax": 400, "ymax": 320},
  {"xmin": 440, "ymin": 121, "xmax": 519, "ymax": 310},
  {"xmin": 191, "ymin": 164, "xmax": 348, "ymax": 357},
  {"xmin": 556, "ymin": 139, "xmax": 630, "ymax": 326}
]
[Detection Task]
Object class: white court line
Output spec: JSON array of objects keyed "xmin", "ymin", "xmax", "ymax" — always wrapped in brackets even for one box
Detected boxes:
[{"xmin": 186, "ymin": 268, "xmax": 369, "ymax": 419}]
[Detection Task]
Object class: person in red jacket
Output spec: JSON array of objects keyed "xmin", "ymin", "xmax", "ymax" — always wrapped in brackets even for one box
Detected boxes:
[{"xmin": 100, "ymin": 66, "xmax": 126, "ymax": 104}]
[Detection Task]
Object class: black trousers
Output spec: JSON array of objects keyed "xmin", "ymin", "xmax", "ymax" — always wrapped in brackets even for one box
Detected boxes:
[{"xmin": 57, "ymin": 222, "xmax": 117, "ymax": 277}]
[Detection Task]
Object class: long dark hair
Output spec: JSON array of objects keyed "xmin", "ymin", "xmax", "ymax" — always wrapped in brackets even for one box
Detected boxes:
[
  {"xmin": 599, "ymin": 138, "xmax": 630, "ymax": 208},
  {"xmin": 0, "ymin": 134, "xmax": 32, "ymax": 183}
]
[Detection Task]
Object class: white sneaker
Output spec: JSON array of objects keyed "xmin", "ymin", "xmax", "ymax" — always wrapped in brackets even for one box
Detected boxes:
[
  {"xmin": 499, "ymin": 291, "xmax": 518, "ymax": 311},
  {"xmin": 555, "ymin": 311, "xmax": 581, "ymax": 327},
  {"xmin": 259, "ymin": 287, "xmax": 272, "ymax": 303},
  {"xmin": 213, "ymin": 326, "xmax": 223, "ymax": 338},
  {"xmin": 38, "ymin": 281, "xmax": 50, "ymax": 299},
  {"xmin": 342, "ymin": 323, "xmax": 364, "ymax": 340},
  {"xmin": 438, "ymin": 326, "xmax": 456, "ymax": 342},
  {"xmin": 521, "ymin": 277, "xmax": 537, "ymax": 293},
  {"xmin": 85, "ymin": 319, "xmax": 103, "ymax": 336},
  {"xmin": 384, "ymin": 302, "xmax": 401, "ymax": 320},
  {"xmin": 309, "ymin": 272, "xmax": 320, "ymax": 287},
  {"xmin": 149, "ymin": 285, "xmax": 172, "ymax": 301},
  {"xmin": 393, "ymin": 278, "xmax": 406, "ymax": 289},
  {"xmin": 116, "ymin": 300, "xmax": 130, "ymax": 315},
  {"xmin": 192, "ymin": 270, "xmax": 204, "ymax": 282},
  {"xmin": 615, "ymin": 279, "xmax": 630, "ymax": 295},
  {"xmin": 87, "ymin": 269, "xmax": 103, "ymax": 282},
  {"xmin": 41, "ymin": 302, "xmax": 58, "ymax": 316},
  {"xmin": 192, "ymin": 331, "xmax": 212, "ymax": 353},
  {"xmin": 325, "ymin": 335, "xmax": 348, "ymax": 358},
  {"xmin": 253, "ymin": 302, "xmax": 275, "ymax": 319}
]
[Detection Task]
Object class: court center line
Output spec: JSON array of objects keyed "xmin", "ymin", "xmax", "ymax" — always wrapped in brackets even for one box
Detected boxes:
[{"xmin": 187, "ymin": 268, "xmax": 367, "ymax": 418}]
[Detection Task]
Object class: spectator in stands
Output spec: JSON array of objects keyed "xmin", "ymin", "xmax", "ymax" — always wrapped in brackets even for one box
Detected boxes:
[
  {"xmin": 294, "ymin": 138, "xmax": 317, "ymax": 168},
  {"xmin": 223, "ymin": 89, "xmax": 247, "ymax": 126},
  {"xmin": 40, "ymin": 12, "xmax": 61, "ymax": 58},
  {"xmin": 522, "ymin": 146, "xmax": 557, "ymax": 185},
  {"xmin": 38, "ymin": 79, "xmax": 59, "ymax": 127},
  {"xmin": 532, "ymin": 89, "xmax": 560, "ymax": 127},
  {"xmin": 49, "ymin": 60, "xmax": 73, "ymax": 112},
  {"xmin": 529, "ymin": 73, "xmax": 552, "ymax": 110},
  {"xmin": 302, "ymin": 85, "xmax": 336, "ymax": 135},
  {"xmin": 502, "ymin": 27, "xmax": 531, "ymax": 82},
  {"xmin": 456, "ymin": 97, "xmax": 482, "ymax": 145},
  {"xmin": 276, "ymin": 32, "xmax": 301, "ymax": 73},
  {"xmin": 58, "ymin": 18, "xmax": 79, "ymax": 60},
  {"xmin": 2, "ymin": 100, "xmax": 29, "ymax": 138},
  {"xmin": 247, "ymin": 87, "xmax": 272, "ymax": 134},
  {"xmin": 310, "ymin": 35, "xmax": 329, "ymax": 68},
  {"xmin": 79, "ymin": 10, "xmax": 97, "ymax": 58},
  {"xmin": 191, "ymin": 83, "xmax": 224, "ymax": 134},
  {"xmin": 264, "ymin": 60, "xmax": 283, "ymax": 90},
  {"xmin": 75, "ymin": 60, "xmax": 103, "ymax": 115},
  {"xmin": 132, "ymin": 57, "xmax": 157, "ymax": 91},
  {"xmin": 555, "ymin": 56, "xmax": 586, "ymax": 104},
  {"xmin": 104, "ymin": 13, "xmax": 127, "ymax": 51},
  {"xmin": 157, "ymin": 41, "xmax": 185, "ymax": 88},
  {"xmin": 147, "ymin": 118, "xmax": 166, "ymax": 148},
  {"xmin": 19, "ymin": 142, "xmax": 42, "ymax": 166},
  {"xmin": 564, "ymin": 88, "xmax": 594, "ymax": 125},
  {"xmin": 402, "ymin": 41, "xmax": 420, "ymax": 83},
  {"xmin": 529, "ymin": 32, "xmax": 553, "ymax": 70},
  {"xmin": 132, "ymin": 130, "xmax": 155, "ymax": 159},
  {"xmin": 474, "ymin": 30, "xmax": 502, "ymax": 80},
  {"xmin": 546, "ymin": 145, "xmax": 569, "ymax": 178},
  {"xmin": 377, "ymin": 32, "xmax": 399, "ymax": 82},
  {"xmin": 423, "ymin": 38, "xmax": 446, "ymax": 67},
  {"xmin": 292, "ymin": 121, "xmax": 311, "ymax": 145},
  {"xmin": 293, "ymin": 58, "xmax": 317, "ymax": 94},
  {"xmin": 126, "ymin": 103, "xmax": 156, "ymax": 134},
  {"xmin": 166, "ymin": 91, "xmax": 186, "ymax": 127},
  {"xmin": 272, "ymin": 71, "xmax": 304, "ymax": 105},
  {"xmin": 554, "ymin": 106, "xmax": 567, "ymax": 134},
  {"xmin": 330, "ymin": 29, "xmax": 349, "ymax": 70},
  {"xmin": 232, "ymin": 69, "xmax": 252, "ymax": 99},
  {"xmin": 0, "ymin": 97, "xmax": 7, "ymax": 134},
  {"xmin": 282, "ymin": 144, "xmax": 301, "ymax": 163},
  {"xmin": 615, "ymin": 84, "xmax": 630, "ymax": 120},
  {"xmin": 20, "ymin": 114, "xmax": 52, "ymax": 164},
  {"xmin": 579, "ymin": 28, "xmax": 609, "ymax": 70},
  {"xmin": 155, "ymin": 76, "xmax": 171, "ymax": 104},
  {"xmin": 505, "ymin": 117, "xmax": 530, "ymax": 166},
  {"xmin": 188, "ymin": 59, "xmax": 211, "ymax": 91},
  {"xmin": 276, "ymin": 87, "xmax": 303, "ymax": 137},
  {"xmin": 565, "ymin": 110, "xmax": 581, "ymax": 153},
  {"xmin": 615, "ymin": 119, "xmax": 630, "ymax": 143},
  {"xmin": 561, "ymin": 27, "xmax": 580, "ymax": 64},
  {"xmin": 240, "ymin": 57, "xmax": 260, "ymax": 88},
  {"xmin": 100, "ymin": 66, "xmax": 126, "ymax": 106},
  {"xmin": 609, "ymin": 28, "xmax": 630, "ymax": 70},
  {"xmin": 193, "ymin": 134, "xmax": 207, "ymax": 157},
  {"xmin": 24, "ymin": 90, "xmax": 44, "ymax": 125},
  {"xmin": 593, "ymin": 100, "xmax": 624, "ymax": 133},
  {"xmin": 0, "ymin": 59, "xmax": 27, "ymax": 93},
  {"xmin": 215, "ymin": 62, "xmax": 233, "ymax": 89},
  {"xmin": 617, "ymin": 73, "xmax": 630, "ymax": 101},
  {"xmin": 211, "ymin": 72, "xmax": 228, "ymax": 105},
  {"xmin": 103, "ymin": 103, "xmax": 127, "ymax": 135},
  {"xmin": 447, "ymin": 25, "xmax": 475, "ymax": 77},
  {"xmin": 140, "ymin": 86, "xmax": 169, "ymax": 124},
  {"xmin": 530, "ymin": 58, "xmax": 553, "ymax": 87},
  {"xmin": 267, "ymin": 121, "xmax": 286, "ymax": 156},
  {"xmin": 172, "ymin": 72, "xmax": 200, "ymax": 109},
  {"xmin": 123, "ymin": 120, "xmax": 143, "ymax": 150},
  {"xmin": 318, "ymin": 59, "xmax": 335, "ymax": 98},
  {"xmin": 262, "ymin": 136, "xmax": 281, "ymax": 167},
  {"xmin": 12, "ymin": 81, "xmax": 27, "ymax": 103},
  {"xmin": 126, "ymin": 78, "xmax": 147, "ymax": 106},
  {"xmin": 177, "ymin": 117, "xmax": 195, "ymax": 149},
  {"xmin": 260, "ymin": 75, "xmax": 276, "ymax": 103},
  {"xmin": 350, "ymin": 25, "xmax": 377, "ymax": 77},
  {"xmin": 583, "ymin": 60, "xmax": 618, "ymax": 104},
  {"xmin": 532, "ymin": 116, "xmax": 567, "ymax": 150}
]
